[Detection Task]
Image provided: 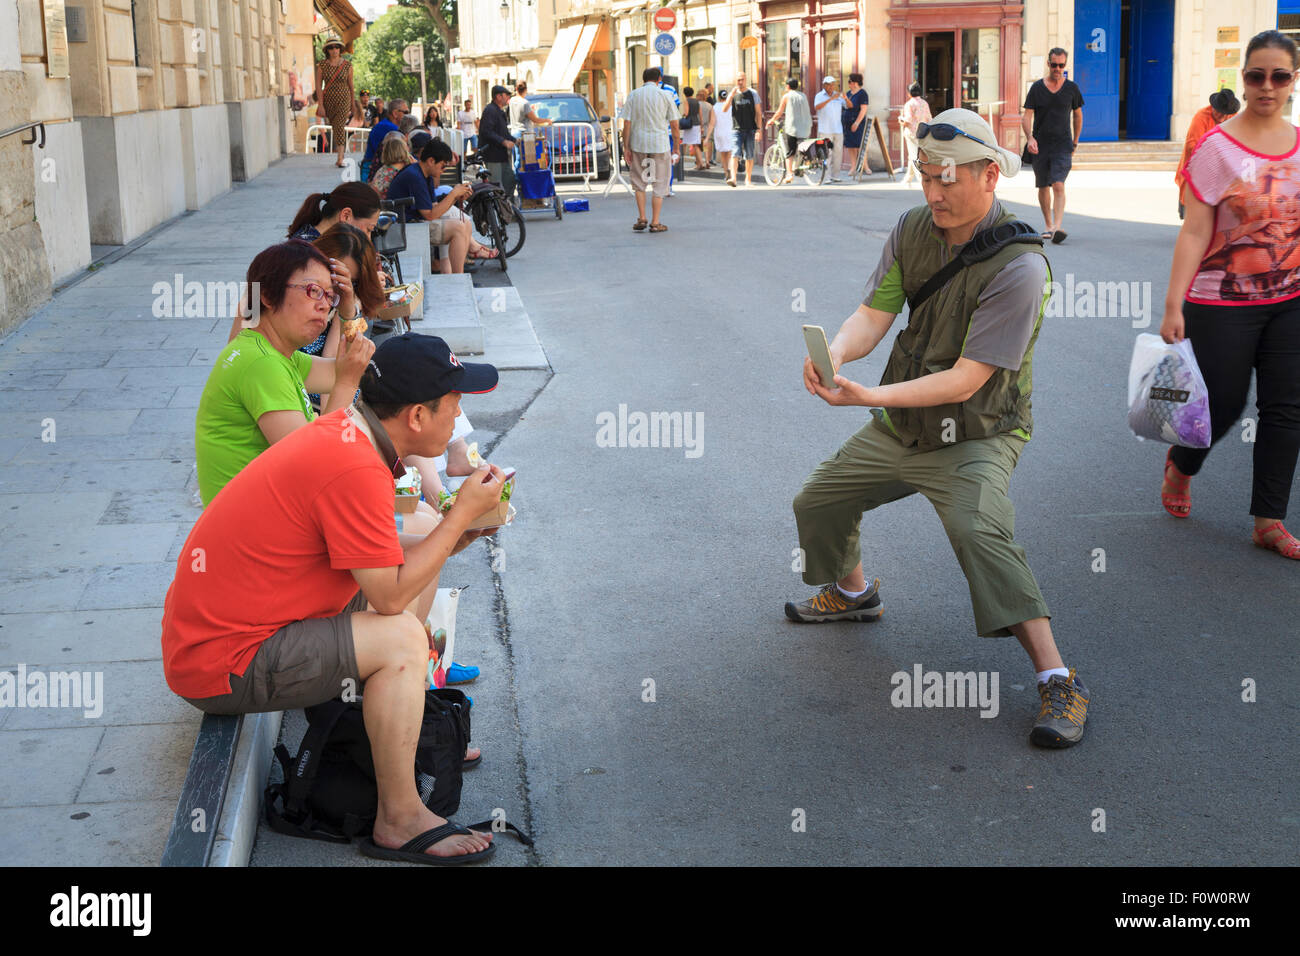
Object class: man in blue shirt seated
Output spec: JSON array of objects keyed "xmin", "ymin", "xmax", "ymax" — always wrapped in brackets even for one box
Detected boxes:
[
  {"xmin": 386, "ymin": 139, "xmax": 476, "ymax": 274},
  {"xmin": 363, "ymin": 99, "xmax": 407, "ymax": 180}
]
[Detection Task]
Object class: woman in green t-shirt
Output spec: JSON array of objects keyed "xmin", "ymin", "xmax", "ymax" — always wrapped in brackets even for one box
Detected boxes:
[{"xmin": 196, "ymin": 240, "xmax": 375, "ymax": 506}]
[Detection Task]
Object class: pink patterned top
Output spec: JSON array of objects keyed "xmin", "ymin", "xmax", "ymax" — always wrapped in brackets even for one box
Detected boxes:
[{"xmin": 1182, "ymin": 124, "xmax": 1300, "ymax": 305}]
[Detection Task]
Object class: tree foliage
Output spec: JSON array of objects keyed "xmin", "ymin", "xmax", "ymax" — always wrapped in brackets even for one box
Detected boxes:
[
  {"xmin": 352, "ymin": 5, "xmax": 450, "ymax": 105},
  {"xmin": 396, "ymin": 0, "xmax": 458, "ymax": 51}
]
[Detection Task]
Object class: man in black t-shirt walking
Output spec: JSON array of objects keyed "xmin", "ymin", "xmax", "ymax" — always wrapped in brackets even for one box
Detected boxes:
[
  {"xmin": 1022, "ymin": 47, "xmax": 1084, "ymax": 244},
  {"xmin": 720, "ymin": 72, "xmax": 762, "ymax": 186}
]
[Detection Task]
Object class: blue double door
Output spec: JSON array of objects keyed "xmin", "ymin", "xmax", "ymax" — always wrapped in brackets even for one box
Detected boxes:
[{"xmin": 1074, "ymin": 0, "xmax": 1175, "ymax": 141}]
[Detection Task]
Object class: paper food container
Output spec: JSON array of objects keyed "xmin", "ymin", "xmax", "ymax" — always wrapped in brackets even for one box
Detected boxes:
[
  {"xmin": 376, "ymin": 281, "xmax": 423, "ymax": 321},
  {"xmin": 439, "ymin": 472, "xmax": 516, "ymax": 530},
  {"xmin": 465, "ymin": 501, "xmax": 515, "ymax": 531},
  {"xmin": 395, "ymin": 469, "xmax": 421, "ymax": 514}
]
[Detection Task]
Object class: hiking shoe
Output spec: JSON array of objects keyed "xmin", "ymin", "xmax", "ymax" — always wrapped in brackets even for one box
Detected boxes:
[
  {"xmin": 784, "ymin": 579, "xmax": 882, "ymax": 623},
  {"xmin": 1030, "ymin": 669, "xmax": 1090, "ymax": 748}
]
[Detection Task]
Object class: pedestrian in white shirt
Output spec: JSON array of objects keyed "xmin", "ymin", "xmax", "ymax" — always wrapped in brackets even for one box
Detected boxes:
[
  {"xmin": 620, "ymin": 66, "xmax": 680, "ymax": 232},
  {"xmin": 814, "ymin": 76, "xmax": 850, "ymax": 182},
  {"xmin": 899, "ymin": 83, "xmax": 933, "ymax": 186}
]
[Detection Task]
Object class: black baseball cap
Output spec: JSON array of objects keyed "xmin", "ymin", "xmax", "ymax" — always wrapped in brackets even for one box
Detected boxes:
[
  {"xmin": 491, "ymin": 84, "xmax": 510, "ymax": 97},
  {"xmin": 361, "ymin": 334, "xmax": 498, "ymax": 406}
]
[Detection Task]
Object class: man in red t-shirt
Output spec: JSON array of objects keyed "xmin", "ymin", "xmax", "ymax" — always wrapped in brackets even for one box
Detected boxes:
[{"xmin": 162, "ymin": 334, "xmax": 507, "ymax": 864}]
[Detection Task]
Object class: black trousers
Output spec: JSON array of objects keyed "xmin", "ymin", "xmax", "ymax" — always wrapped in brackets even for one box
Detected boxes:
[{"xmin": 1170, "ymin": 298, "xmax": 1300, "ymax": 519}]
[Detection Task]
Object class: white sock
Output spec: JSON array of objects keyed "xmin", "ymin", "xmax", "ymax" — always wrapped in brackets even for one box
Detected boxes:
[
  {"xmin": 1037, "ymin": 667, "xmax": 1070, "ymax": 685},
  {"xmin": 837, "ymin": 583, "xmax": 869, "ymax": 599}
]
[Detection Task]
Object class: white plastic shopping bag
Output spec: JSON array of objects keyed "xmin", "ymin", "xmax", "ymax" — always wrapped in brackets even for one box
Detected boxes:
[
  {"xmin": 425, "ymin": 586, "xmax": 464, "ymax": 689},
  {"xmin": 1126, "ymin": 333, "xmax": 1211, "ymax": 448}
]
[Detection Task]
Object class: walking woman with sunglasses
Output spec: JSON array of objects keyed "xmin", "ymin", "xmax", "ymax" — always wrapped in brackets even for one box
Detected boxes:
[
  {"xmin": 196, "ymin": 240, "xmax": 375, "ymax": 506},
  {"xmin": 1159, "ymin": 30, "xmax": 1300, "ymax": 560}
]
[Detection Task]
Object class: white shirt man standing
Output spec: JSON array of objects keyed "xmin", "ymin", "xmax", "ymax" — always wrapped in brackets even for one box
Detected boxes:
[
  {"xmin": 814, "ymin": 76, "xmax": 850, "ymax": 182},
  {"xmin": 620, "ymin": 66, "xmax": 680, "ymax": 232}
]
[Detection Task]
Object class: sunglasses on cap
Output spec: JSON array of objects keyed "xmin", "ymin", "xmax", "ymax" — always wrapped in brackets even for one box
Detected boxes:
[
  {"xmin": 916, "ymin": 122, "xmax": 990, "ymax": 148},
  {"xmin": 1243, "ymin": 69, "xmax": 1295, "ymax": 87}
]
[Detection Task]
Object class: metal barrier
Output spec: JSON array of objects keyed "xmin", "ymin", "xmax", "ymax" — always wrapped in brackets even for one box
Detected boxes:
[
  {"xmin": 304, "ymin": 124, "xmax": 370, "ymax": 157},
  {"xmin": 430, "ymin": 126, "xmax": 466, "ymax": 156},
  {"xmin": 538, "ymin": 121, "xmax": 598, "ymax": 189}
]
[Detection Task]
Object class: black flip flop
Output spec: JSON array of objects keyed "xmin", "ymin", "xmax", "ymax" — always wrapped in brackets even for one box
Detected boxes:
[
  {"xmin": 358, "ymin": 823, "xmax": 495, "ymax": 866},
  {"xmin": 463, "ymin": 751, "xmax": 482, "ymax": 770},
  {"xmin": 1051, "ymin": 230, "xmax": 1067, "ymax": 244}
]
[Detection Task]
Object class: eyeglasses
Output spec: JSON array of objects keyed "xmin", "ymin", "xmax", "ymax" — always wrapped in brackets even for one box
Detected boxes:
[
  {"xmin": 285, "ymin": 282, "xmax": 340, "ymax": 308},
  {"xmin": 1243, "ymin": 69, "xmax": 1295, "ymax": 87},
  {"xmin": 1049, "ymin": 61, "xmax": 1067, "ymax": 69},
  {"xmin": 916, "ymin": 122, "xmax": 990, "ymax": 148}
]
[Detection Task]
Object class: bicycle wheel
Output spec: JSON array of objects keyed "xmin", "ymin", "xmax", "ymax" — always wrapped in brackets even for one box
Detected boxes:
[
  {"xmin": 763, "ymin": 144, "xmax": 786, "ymax": 186},
  {"xmin": 803, "ymin": 145, "xmax": 827, "ymax": 187},
  {"xmin": 485, "ymin": 204, "xmax": 508, "ymax": 272},
  {"xmin": 499, "ymin": 202, "xmax": 526, "ymax": 258}
]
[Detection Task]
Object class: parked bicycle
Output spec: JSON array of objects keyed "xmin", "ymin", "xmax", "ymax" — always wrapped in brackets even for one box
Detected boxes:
[
  {"xmin": 461, "ymin": 150, "xmax": 525, "ymax": 270},
  {"xmin": 763, "ymin": 123, "xmax": 831, "ymax": 187}
]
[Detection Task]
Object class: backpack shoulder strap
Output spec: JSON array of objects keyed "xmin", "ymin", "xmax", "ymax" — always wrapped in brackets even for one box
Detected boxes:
[
  {"xmin": 283, "ymin": 700, "xmax": 355, "ymax": 818},
  {"xmin": 906, "ymin": 219, "xmax": 1042, "ymax": 314}
]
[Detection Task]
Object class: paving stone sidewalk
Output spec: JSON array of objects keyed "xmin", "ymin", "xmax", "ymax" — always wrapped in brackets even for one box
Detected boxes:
[{"xmin": 0, "ymin": 153, "xmax": 386, "ymax": 865}]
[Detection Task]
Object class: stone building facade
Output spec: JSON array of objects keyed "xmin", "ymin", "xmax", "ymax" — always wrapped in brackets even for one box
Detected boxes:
[{"xmin": 0, "ymin": 0, "xmax": 317, "ymax": 337}]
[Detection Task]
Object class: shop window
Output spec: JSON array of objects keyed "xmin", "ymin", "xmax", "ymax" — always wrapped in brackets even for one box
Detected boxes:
[
  {"xmin": 628, "ymin": 43, "xmax": 646, "ymax": 93},
  {"xmin": 766, "ymin": 20, "xmax": 788, "ymax": 110},
  {"xmin": 961, "ymin": 28, "xmax": 1001, "ymax": 125},
  {"xmin": 738, "ymin": 23, "xmax": 756, "ymax": 85},
  {"xmin": 824, "ymin": 28, "xmax": 852, "ymax": 93},
  {"xmin": 687, "ymin": 39, "xmax": 715, "ymax": 94}
]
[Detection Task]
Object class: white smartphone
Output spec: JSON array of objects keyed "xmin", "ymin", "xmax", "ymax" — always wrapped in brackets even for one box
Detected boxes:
[{"xmin": 802, "ymin": 325, "xmax": 838, "ymax": 388}]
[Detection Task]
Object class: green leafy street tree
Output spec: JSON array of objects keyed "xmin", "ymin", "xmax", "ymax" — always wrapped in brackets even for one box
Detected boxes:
[{"xmin": 351, "ymin": 5, "xmax": 450, "ymax": 106}]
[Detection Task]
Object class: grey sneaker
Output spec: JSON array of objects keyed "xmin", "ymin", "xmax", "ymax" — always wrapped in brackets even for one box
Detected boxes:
[
  {"xmin": 1030, "ymin": 669, "xmax": 1090, "ymax": 748},
  {"xmin": 784, "ymin": 579, "xmax": 883, "ymax": 623}
]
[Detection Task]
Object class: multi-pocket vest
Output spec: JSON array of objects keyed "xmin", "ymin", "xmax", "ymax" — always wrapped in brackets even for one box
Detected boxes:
[{"xmin": 873, "ymin": 206, "xmax": 1051, "ymax": 452}]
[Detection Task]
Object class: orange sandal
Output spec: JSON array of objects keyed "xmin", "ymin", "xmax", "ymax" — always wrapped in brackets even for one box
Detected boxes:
[
  {"xmin": 1161, "ymin": 448, "xmax": 1191, "ymax": 518},
  {"xmin": 1252, "ymin": 521, "xmax": 1300, "ymax": 560}
]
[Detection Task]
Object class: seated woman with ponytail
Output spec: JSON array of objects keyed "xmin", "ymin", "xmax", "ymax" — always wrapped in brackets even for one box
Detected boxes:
[
  {"xmin": 287, "ymin": 182, "xmax": 382, "ymax": 242},
  {"xmin": 299, "ymin": 222, "xmax": 386, "ymax": 411}
]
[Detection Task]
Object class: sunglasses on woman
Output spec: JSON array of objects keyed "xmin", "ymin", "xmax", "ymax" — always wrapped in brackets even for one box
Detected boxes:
[
  {"xmin": 285, "ymin": 281, "xmax": 340, "ymax": 308},
  {"xmin": 916, "ymin": 122, "xmax": 990, "ymax": 148},
  {"xmin": 1242, "ymin": 69, "xmax": 1295, "ymax": 88}
]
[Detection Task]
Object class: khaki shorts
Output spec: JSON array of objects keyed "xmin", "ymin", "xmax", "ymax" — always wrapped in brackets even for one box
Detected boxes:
[
  {"xmin": 183, "ymin": 590, "xmax": 367, "ymax": 714},
  {"xmin": 629, "ymin": 151, "xmax": 671, "ymax": 197},
  {"xmin": 427, "ymin": 216, "xmax": 459, "ymax": 244}
]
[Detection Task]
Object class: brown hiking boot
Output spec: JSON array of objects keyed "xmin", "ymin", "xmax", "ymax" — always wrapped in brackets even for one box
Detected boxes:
[{"xmin": 1031, "ymin": 668, "xmax": 1090, "ymax": 748}]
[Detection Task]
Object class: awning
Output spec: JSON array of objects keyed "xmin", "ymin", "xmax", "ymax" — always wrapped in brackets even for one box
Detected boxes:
[
  {"xmin": 536, "ymin": 20, "xmax": 601, "ymax": 91},
  {"xmin": 313, "ymin": 0, "xmax": 364, "ymax": 50}
]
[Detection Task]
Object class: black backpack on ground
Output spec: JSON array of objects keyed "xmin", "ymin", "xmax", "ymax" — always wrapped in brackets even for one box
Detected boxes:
[{"xmin": 264, "ymin": 688, "xmax": 530, "ymax": 847}]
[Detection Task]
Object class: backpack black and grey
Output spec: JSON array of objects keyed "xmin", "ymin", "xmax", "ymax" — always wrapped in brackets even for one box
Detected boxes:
[{"xmin": 264, "ymin": 687, "xmax": 530, "ymax": 848}]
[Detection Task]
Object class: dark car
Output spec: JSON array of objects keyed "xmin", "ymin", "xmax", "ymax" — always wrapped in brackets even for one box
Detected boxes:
[{"xmin": 523, "ymin": 92, "xmax": 612, "ymax": 180}]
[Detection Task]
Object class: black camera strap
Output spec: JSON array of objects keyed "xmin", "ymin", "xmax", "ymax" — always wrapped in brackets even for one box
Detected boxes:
[{"xmin": 906, "ymin": 220, "xmax": 1042, "ymax": 314}]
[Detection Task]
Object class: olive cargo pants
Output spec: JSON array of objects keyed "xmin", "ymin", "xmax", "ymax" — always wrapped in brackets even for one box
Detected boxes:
[{"xmin": 793, "ymin": 419, "xmax": 1050, "ymax": 637}]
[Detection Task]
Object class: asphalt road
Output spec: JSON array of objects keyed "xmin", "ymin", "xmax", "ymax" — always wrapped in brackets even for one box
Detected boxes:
[{"xmin": 256, "ymin": 169, "xmax": 1297, "ymax": 866}]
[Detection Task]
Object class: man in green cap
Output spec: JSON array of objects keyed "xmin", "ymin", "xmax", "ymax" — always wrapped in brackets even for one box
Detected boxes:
[{"xmin": 786, "ymin": 108, "xmax": 1090, "ymax": 748}]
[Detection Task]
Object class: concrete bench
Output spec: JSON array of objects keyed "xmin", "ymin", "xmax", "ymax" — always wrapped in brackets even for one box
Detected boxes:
[{"xmin": 401, "ymin": 220, "xmax": 485, "ymax": 355}]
